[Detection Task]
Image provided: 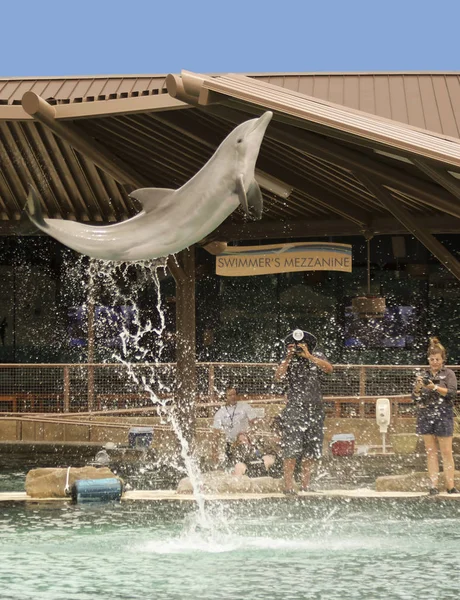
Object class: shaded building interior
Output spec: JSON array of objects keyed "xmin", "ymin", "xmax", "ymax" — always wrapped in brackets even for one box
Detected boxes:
[
  {"xmin": 0, "ymin": 232, "xmax": 459, "ymax": 365},
  {"xmin": 1, "ymin": 70, "xmax": 460, "ymax": 373}
]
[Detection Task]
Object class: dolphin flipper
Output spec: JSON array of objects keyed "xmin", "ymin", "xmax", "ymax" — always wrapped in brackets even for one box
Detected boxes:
[
  {"xmin": 236, "ymin": 175, "xmax": 250, "ymax": 216},
  {"xmin": 236, "ymin": 176, "xmax": 263, "ymax": 220},
  {"xmin": 246, "ymin": 181, "xmax": 263, "ymax": 220},
  {"xmin": 26, "ymin": 185, "xmax": 48, "ymax": 230}
]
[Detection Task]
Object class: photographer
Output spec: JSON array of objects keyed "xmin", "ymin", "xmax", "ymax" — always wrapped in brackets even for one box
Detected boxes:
[
  {"xmin": 412, "ymin": 337, "xmax": 459, "ymax": 495},
  {"xmin": 275, "ymin": 329, "xmax": 333, "ymax": 495}
]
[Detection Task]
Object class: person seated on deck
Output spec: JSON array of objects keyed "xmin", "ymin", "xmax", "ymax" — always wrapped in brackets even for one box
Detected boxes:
[
  {"xmin": 232, "ymin": 432, "xmax": 283, "ymax": 478},
  {"xmin": 211, "ymin": 387, "xmax": 259, "ymax": 468}
]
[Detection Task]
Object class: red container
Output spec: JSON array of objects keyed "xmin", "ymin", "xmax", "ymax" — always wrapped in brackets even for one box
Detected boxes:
[{"xmin": 330, "ymin": 434, "xmax": 355, "ymax": 457}]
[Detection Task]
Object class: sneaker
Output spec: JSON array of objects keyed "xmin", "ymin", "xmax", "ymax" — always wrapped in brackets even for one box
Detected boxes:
[
  {"xmin": 447, "ymin": 487, "xmax": 460, "ymax": 494},
  {"xmin": 429, "ymin": 487, "xmax": 439, "ymax": 496}
]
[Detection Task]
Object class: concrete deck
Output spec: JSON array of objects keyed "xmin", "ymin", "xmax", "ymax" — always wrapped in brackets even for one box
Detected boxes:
[{"xmin": 1, "ymin": 489, "xmax": 460, "ymax": 502}]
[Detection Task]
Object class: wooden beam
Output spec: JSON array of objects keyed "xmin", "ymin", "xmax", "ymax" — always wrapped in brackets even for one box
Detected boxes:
[
  {"xmin": 209, "ymin": 215, "xmax": 460, "ymax": 242},
  {"xmin": 153, "ymin": 110, "xmax": 372, "ymax": 225},
  {"xmin": 270, "ymin": 123, "xmax": 460, "ymax": 220},
  {"xmin": 357, "ymin": 172, "xmax": 460, "ymax": 281},
  {"xmin": 0, "ymin": 93, "xmax": 190, "ymax": 122},
  {"xmin": 54, "ymin": 93, "xmax": 189, "ymax": 120},
  {"xmin": 204, "ymin": 103, "xmax": 460, "ymax": 220},
  {"xmin": 256, "ymin": 156, "xmax": 371, "ymax": 226},
  {"xmin": 21, "ymin": 92, "xmax": 149, "ymax": 188},
  {"xmin": 412, "ymin": 158, "xmax": 460, "ymax": 201}
]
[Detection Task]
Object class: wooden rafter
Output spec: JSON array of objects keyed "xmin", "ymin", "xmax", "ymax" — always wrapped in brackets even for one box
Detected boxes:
[
  {"xmin": 204, "ymin": 103, "xmax": 460, "ymax": 220},
  {"xmin": 21, "ymin": 92, "xmax": 149, "ymax": 188},
  {"xmin": 357, "ymin": 172, "xmax": 460, "ymax": 281},
  {"xmin": 412, "ymin": 158, "xmax": 460, "ymax": 202},
  {"xmin": 210, "ymin": 215, "xmax": 460, "ymax": 242}
]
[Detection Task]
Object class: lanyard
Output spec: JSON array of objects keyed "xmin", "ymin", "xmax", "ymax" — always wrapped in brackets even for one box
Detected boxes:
[{"xmin": 225, "ymin": 405, "xmax": 237, "ymax": 428}]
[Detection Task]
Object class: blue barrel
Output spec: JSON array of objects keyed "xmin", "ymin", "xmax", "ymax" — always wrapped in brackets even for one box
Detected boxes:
[{"xmin": 71, "ymin": 478, "xmax": 123, "ymax": 504}]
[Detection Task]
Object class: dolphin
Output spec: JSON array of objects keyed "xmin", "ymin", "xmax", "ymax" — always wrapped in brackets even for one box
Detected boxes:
[{"xmin": 25, "ymin": 111, "xmax": 273, "ymax": 261}]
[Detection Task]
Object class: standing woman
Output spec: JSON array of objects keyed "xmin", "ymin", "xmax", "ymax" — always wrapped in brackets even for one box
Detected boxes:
[{"xmin": 413, "ymin": 337, "xmax": 459, "ymax": 495}]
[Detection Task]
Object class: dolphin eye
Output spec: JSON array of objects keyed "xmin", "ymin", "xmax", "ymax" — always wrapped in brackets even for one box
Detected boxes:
[{"xmin": 237, "ymin": 138, "xmax": 243, "ymax": 143}]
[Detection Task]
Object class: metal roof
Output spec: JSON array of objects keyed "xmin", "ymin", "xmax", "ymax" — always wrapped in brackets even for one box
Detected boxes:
[
  {"xmin": 0, "ymin": 75, "xmax": 168, "ymax": 105},
  {"xmin": 0, "ymin": 71, "xmax": 460, "ymax": 253},
  {"xmin": 255, "ymin": 73, "xmax": 460, "ymax": 139}
]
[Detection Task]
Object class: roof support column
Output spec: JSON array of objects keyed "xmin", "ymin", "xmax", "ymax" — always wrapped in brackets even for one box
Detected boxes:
[
  {"xmin": 357, "ymin": 172, "xmax": 460, "ymax": 281},
  {"xmin": 167, "ymin": 247, "xmax": 197, "ymax": 444}
]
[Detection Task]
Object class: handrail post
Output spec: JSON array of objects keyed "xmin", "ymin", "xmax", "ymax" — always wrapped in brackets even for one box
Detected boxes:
[
  {"xmin": 359, "ymin": 366, "xmax": 366, "ymax": 396},
  {"xmin": 63, "ymin": 366, "xmax": 70, "ymax": 413},
  {"xmin": 208, "ymin": 364, "xmax": 215, "ymax": 401}
]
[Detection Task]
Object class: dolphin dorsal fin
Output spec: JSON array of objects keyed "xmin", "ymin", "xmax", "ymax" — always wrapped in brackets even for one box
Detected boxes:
[{"xmin": 129, "ymin": 188, "xmax": 175, "ymax": 214}]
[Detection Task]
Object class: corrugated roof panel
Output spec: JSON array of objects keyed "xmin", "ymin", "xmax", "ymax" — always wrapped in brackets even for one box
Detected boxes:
[
  {"xmin": 68, "ymin": 78, "xmax": 96, "ymax": 101},
  {"xmin": 115, "ymin": 78, "xmax": 140, "ymax": 96},
  {"xmin": 357, "ymin": 76, "xmax": 375, "ymax": 115},
  {"xmin": 40, "ymin": 80, "xmax": 67, "ymax": 101},
  {"xmin": 99, "ymin": 78, "xmax": 124, "ymax": 97},
  {"xmin": 297, "ymin": 76, "xmax": 314, "ymax": 97},
  {"xmin": 30, "ymin": 79, "xmax": 57, "ymax": 99},
  {"xmin": 0, "ymin": 75, "xmax": 167, "ymax": 105},
  {"xmin": 283, "ymin": 76, "xmax": 300, "ymax": 92},
  {"xmin": 55, "ymin": 80, "xmax": 81, "ymax": 103},
  {"xmin": 432, "ymin": 76, "xmax": 459, "ymax": 138},
  {"xmin": 373, "ymin": 76, "xmax": 392, "ymax": 120},
  {"xmin": 255, "ymin": 73, "xmax": 460, "ymax": 138},
  {"xmin": 445, "ymin": 76, "xmax": 460, "ymax": 134},
  {"xmin": 84, "ymin": 79, "xmax": 110, "ymax": 100},
  {"xmin": 343, "ymin": 75, "xmax": 360, "ymax": 111},
  {"xmin": 418, "ymin": 76, "xmax": 443, "ymax": 135},
  {"xmin": 2, "ymin": 72, "xmax": 460, "ymax": 140},
  {"xmin": 312, "ymin": 75, "xmax": 329, "ymax": 101},
  {"xmin": 328, "ymin": 75, "xmax": 344, "ymax": 107},
  {"xmin": 200, "ymin": 73, "xmax": 460, "ymax": 166},
  {"xmin": 388, "ymin": 76, "xmax": 408, "ymax": 124},
  {"xmin": 0, "ymin": 81, "xmax": 23, "ymax": 104},
  {"xmin": 403, "ymin": 76, "xmax": 425, "ymax": 130}
]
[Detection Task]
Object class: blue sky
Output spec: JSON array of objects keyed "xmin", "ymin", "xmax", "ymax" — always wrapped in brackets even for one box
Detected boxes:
[{"xmin": 2, "ymin": 0, "xmax": 459, "ymax": 77}]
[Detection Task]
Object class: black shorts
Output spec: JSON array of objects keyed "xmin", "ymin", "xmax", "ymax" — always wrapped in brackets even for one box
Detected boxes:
[
  {"xmin": 281, "ymin": 412, "xmax": 325, "ymax": 460},
  {"xmin": 416, "ymin": 405, "xmax": 454, "ymax": 437}
]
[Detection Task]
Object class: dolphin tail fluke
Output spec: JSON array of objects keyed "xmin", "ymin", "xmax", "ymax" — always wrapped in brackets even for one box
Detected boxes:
[
  {"xmin": 25, "ymin": 185, "xmax": 48, "ymax": 230},
  {"xmin": 236, "ymin": 175, "xmax": 263, "ymax": 220}
]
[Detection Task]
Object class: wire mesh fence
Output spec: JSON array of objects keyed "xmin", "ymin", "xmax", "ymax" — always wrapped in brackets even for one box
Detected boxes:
[{"xmin": 0, "ymin": 362, "xmax": 458, "ymax": 417}]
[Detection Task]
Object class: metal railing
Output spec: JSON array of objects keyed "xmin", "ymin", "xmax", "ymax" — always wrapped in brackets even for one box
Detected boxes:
[{"xmin": 0, "ymin": 362, "xmax": 458, "ymax": 418}]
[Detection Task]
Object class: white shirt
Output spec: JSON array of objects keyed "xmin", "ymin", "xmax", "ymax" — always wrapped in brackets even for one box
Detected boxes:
[{"xmin": 212, "ymin": 402, "xmax": 258, "ymax": 442}]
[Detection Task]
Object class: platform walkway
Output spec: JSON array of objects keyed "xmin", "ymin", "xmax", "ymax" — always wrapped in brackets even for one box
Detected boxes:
[{"xmin": 1, "ymin": 489, "xmax": 460, "ymax": 502}]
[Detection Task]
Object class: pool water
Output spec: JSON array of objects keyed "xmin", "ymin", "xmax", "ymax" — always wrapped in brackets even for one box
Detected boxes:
[{"xmin": 1, "ymin": 498, "xmax": 460, "ymax": 600}]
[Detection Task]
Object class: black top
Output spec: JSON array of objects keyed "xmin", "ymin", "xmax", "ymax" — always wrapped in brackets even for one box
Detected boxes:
[
  {"xmin": 283, "ymin": 350, "xmax": 329, "ymax": 419},
  {"xmin": 412, "ymin": 366, "xmax": 457, "ymax": 408}
]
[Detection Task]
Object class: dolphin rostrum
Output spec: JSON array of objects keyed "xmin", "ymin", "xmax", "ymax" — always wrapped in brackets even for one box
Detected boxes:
[{"xmin": 25, "ymin": 111, "xmax": 273, "ymax": 261}]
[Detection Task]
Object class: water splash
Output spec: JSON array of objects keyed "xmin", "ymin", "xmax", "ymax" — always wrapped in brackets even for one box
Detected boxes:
[{"xmin": 85, "ymin": 257, "xmax": 211, "ymax": 528}]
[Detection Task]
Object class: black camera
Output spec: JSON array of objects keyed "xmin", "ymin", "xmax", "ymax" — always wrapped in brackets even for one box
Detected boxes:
[
  {"xmin": 284, "ymin": 329, "xmax": 318, "ymax": 354},
  {"xmin": 422, "ymin": 377, "xmax": 432, "ymax": 386}
]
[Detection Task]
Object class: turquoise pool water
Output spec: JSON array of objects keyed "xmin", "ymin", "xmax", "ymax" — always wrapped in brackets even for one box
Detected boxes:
[{"xmin": 1, "ymin": 497, "xmax": 460, "ymax": 600}]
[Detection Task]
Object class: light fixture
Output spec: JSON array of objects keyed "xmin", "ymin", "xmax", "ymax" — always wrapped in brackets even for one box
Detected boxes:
[
  {"xmin": 374, "ymin": 149, "xmax": 413, "ymax": 164},
  {"xmin": 448, "ymin": 170, "xmax": 460, "ymax": 180},
  {"xmin": 351, "ymin": 236, "xmax": 386, "ymax": 319},
  {"xmin": 255, "ymin": 170, "xmax": 293, "ymax": 199}
]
